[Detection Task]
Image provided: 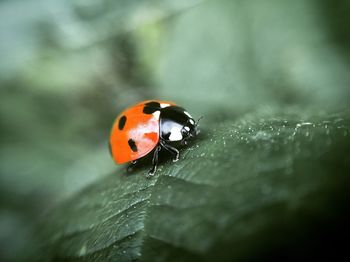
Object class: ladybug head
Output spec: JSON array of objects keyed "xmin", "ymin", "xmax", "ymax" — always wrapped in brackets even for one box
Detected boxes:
[
  {"xmin": 160, "ymin": 106, "xmax": 200, "ymax": 142},
  {"xmin": 180, "ymin": 115, "xmax": 201, "ymax": 140}
]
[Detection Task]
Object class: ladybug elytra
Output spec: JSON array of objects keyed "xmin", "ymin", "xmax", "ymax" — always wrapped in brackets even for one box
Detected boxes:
[{"xmin": 109, "ymin": 100, "xmax": 199, "ymax": 176}]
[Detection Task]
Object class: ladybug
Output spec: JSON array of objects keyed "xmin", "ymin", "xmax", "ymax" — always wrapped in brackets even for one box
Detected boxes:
[{"xmin": 109, "ymin": 100, "xmax": 199, "ymax": 176}]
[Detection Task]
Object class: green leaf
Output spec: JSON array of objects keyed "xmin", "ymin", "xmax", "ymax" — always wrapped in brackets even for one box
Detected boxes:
[{"xmin": 40, "ymin": 109, "xmax": 350, "ymax": 261}]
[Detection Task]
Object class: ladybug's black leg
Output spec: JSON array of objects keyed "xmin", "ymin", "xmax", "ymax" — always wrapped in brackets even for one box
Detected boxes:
[
  {"xmin": 127, "ymin": 160, "xmax": 138, "ymax": 172},
  {"xmin": 148, "ymin": 145, "xmax": 161, "ymax": 177},
  {"xmin": 160, "ymin": 140, "xmax": 179, "ymax": 162}
]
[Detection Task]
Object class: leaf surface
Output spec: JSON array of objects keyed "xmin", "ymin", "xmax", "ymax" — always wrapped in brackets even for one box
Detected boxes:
[{"xmin": 41, "ymin": 109, "xmax": 350, "ymax": 261}]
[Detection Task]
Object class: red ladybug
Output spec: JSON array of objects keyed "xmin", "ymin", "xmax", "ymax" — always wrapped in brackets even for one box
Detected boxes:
[{"xmin": 109, "ymin": 100, "xmax": 199, "ymax": 176}]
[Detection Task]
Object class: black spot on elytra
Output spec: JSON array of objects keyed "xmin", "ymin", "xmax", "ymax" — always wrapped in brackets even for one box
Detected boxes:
[
  {"xmin": 118, "ymin": 115, "xmax": 127, "ymax": 130},
  {"xmin": 143, "ymin": 101, "xmax": 161, "ymax": 114},
  {"xmin": 128, "ymin": 139, "xmax": 138, "ymax": 152}
]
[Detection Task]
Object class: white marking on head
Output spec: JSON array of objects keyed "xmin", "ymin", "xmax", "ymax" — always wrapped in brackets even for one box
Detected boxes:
[
  {"xmin": 189, "ymin": 119, "xmax": 195, "ymax": 125},
  {"xmin": 169, "ymin": 126, "xmax": 183, "ymax": 141},
  {"xmin": 184, "ymin": 111, "xmax": 192, "ymax": 118},
  {"xmin": 152, "ymin": 111, "xmax": 160, "ymax": 119},
  {"xmin": 184, "ymin": 126, "xmax": 190, "ymax": 132},
  {"xmin": 160, "ymin": 103, "xmax": 171, "ymax": 108}
]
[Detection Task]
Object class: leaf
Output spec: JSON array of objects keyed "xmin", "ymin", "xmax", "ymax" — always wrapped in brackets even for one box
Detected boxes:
[{"xmin": 39, "ymin": 109, "xmax": 350, "ymax": 261}]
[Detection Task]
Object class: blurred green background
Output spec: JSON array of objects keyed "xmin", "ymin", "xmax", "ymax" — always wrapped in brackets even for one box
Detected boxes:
[{"xmin": 0, "ymin": 0, "xmax": 349, "ymax": 261}]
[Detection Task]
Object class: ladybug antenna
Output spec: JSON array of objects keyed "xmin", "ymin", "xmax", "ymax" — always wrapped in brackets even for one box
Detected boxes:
[
  {"xmin": 194, "ymin": 116, "xmax": 203, "ymax": 136},
  {"xmin": 195, "ymin": 116, "xmax": 204, "ymax": 127},
  {"xmin": 194, "ymin": 116, "xmax": 203, "ymax": 135}
]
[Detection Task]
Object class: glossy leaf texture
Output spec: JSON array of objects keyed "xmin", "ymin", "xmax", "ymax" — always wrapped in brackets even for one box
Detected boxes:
[{"xmin": 39, "ymin": 109, "xmax": 350, "ymax": 261}]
